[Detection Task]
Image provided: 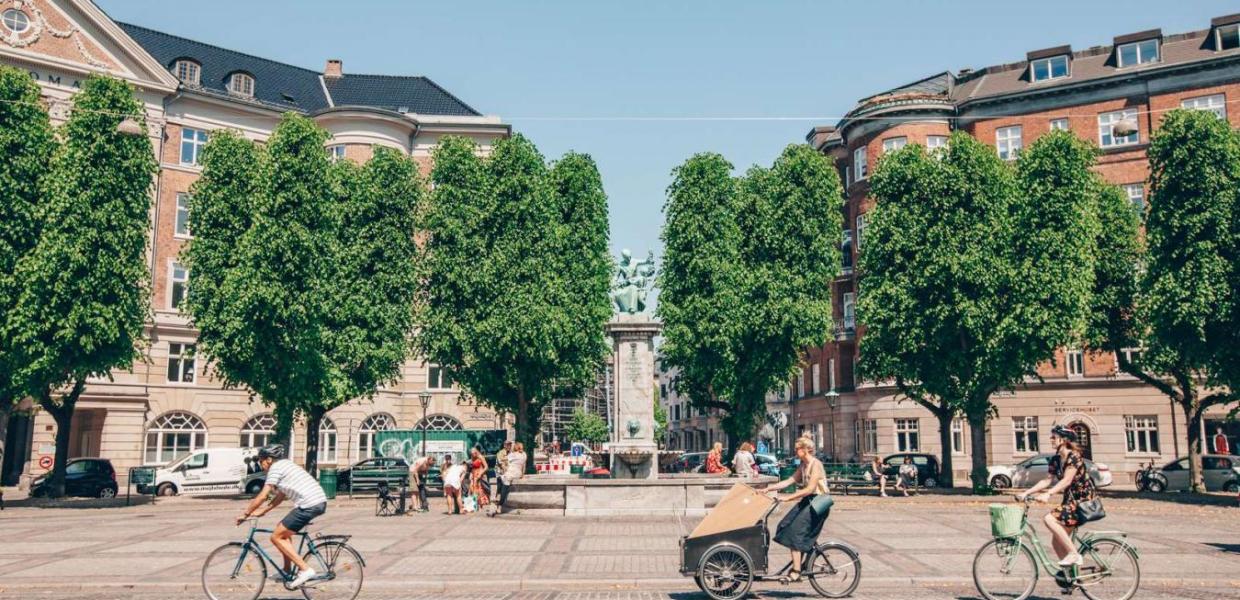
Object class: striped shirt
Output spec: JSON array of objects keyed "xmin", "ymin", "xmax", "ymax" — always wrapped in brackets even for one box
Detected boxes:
[{"xmin": 265, "ymin": 460, "xmax": 327, "ymax": 508}]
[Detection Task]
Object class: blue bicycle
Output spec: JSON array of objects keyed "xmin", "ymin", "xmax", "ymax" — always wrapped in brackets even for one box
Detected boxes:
[{"xmin": 201, "ymin": 518, "xmax": 364, "ymax": 600}]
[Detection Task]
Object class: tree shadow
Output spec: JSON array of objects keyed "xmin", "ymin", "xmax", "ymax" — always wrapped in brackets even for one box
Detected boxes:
[
  {"xmin": 1203, "ymin": 542, "xmax": 1239, "ymax": 554},
  {"xmin": 1101, "ymin": 489, "xmax": 1238, "ymax": 507},
  {"xmin": 0, "ymin": 494, "xmax": 155, "ymax": 509}
]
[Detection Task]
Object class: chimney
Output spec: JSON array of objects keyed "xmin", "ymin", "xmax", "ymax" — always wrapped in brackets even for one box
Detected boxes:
[{"xmin": 324, "ymin": 59, "xmax": 343, "ymax": 79}]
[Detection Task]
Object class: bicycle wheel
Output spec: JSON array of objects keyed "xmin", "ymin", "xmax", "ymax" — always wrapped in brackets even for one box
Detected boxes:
[
  {"xmin": 1078, "ymin": 539, "xmax": 1140, "ymax": 600},
  {"xmin": 972, "ymin": 538, "xmax": 1038, "ymax": 600},
  {"xmin": 807, "ymin": 543, "xmax": 861, "ymax": 598},
  {"xmin": 697, "ymin": 545, "xmax": 753, "ymax": 600},
  {"xmin": 300, "ymin": 541, "xmax": 364, "ymax": 600},
  {"xmin": 202, "ymin": 542, "xmax": 265, "ymax": 600}
]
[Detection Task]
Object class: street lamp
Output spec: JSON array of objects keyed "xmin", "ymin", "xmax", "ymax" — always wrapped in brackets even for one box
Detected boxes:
[
  {"xmin": 418, "ymin": 391, "xmax": 432, "ymax": 458},
  {"xmin": 825, "ymin": 390, "xmax": 840, "ymax": 461}
]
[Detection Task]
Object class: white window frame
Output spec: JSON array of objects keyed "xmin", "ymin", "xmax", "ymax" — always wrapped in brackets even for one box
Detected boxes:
[
  {"xmin": 3, "ymin": 9, "xmax": 30, "ymax": 33},
  {"xmin": 1218, "ymin": 24, "xmax": 1240, "ymax": 51},
  {"xmin": 951, "ymin": 418, "xmax": 966, "ymax": 455},
  {"xmin": 815, "ymin": 423, "xmax": 825, "ymax": 451},
  {"xmin": 317, "ymin": 416, "xmax": 338, "ymax": 465},
  {"xmin": 881, "ymin": 136, "xmax": 907, "ymax": 154},
  {"xmin": 1123, "ymin": 184, "xmax": 1144, "ymax": 213},
  {"xmin": 1066, "ymin": 348, "xmax": 1084, "ymax": 378},
  {"xmin": 996, "ymin": 126, "xmax": 1022, "ymax": 160},
  {"xmin": 841, "ymin": 229, "xmax": 854, "ymax": 273},
  {"xmin": 1030, "ymin": 55, "xmax": 1070, "ymax": 82},
  {"xmin": 175, "ymin": 192, "xmax": 191, "ymax": 238},
  {"xmin": 1050, "ymin": 118, "xmax": 1070, "ymax": 131},
  {"xmin": 842, "ymin": 293, "xmax": 856, "ymax": 330},
  {"xmin": 143, "ymin": 411, "xmax": 207, "ymax": 465},
  {"xmin": 1181, "ymin": 94, "xmax": 1227, "ymax": 120},
  {"xmin": 811, "ymin": 363, "xmax": 821, "ymax": 395},
  {"xmin": 174, "ymin": 60, "xmax": 201, "ymax": 85},
  {"xmin": 1118, "ymin": 347, "xmax": 1144, "ymax": 367},
  {"xmin": 1117, "ymin": 39, "xmax": 1159, "ymax": 68},
  {"xmin": 895, "ymin": 418, "xmax": 920, "ymax": 452},
  {"xmin": 241, "ymin": 413, "xmax": 278, "ymax": 449},
  {"xmin": 1098, "ymin": 109, "xmax": 1139, "ymax": 148},
  {"xmin": 861, "ymin": 419, "xmax": 878, "ymax": 454},
  {"xmin": 169, "ymin": 261, "xmax": 188, "ymax": 310},
  {"xmin": 1124, "ymin": 415, "xmax": 1160, "ymax": 455},
  {"xmin": 180, "ymin": 127, "xmax": 208, "ymax": 166},
  {"xmin": 328, "ymin": 144, "xmax": 346, "ymax": 162},
  {"xmin": 828, "ymin": 358, "xmax": 836, "ymax": 391},
  {"xmin": 855, "ymin": 214, "xmax": 867, "ymax": 250},
  {"xmin": 427, "ymin": 364, "xmax": 454, "ymax": 390},
  {"xmin": 357, "ymin": 413, "xmax": 395, "ymax": 460},
  {"xmin": 796, "ymin": 371, "xmax": 806, "ymax": 398},
  {"xmin": 852, "ymin": 147, "xmax": 868, "ymax": 181},
  {"xmin": 228, "ymin": 73, "xmax": 255, "ymax": 97},
  {"xmin": 926, "ymin": 135, "xmax": 948, "ymax": 151},
  {"xmin": 1013, "ymin": 416, "xmax": 1039, "ymax": 454},
  {"xmin": 166, "ymin": 342, "xmax": 196, "ymax": 385}
]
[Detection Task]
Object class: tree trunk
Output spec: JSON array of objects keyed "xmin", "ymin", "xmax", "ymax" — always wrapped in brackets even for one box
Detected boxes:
[
  {"xmin": 967, "ymin": 412, "xmax": 990, "ymax": 494},
  {"xmin": 936, "ymin": 409, "xmax": 954, "ymax": 489},
  {"xmin": 516, "ymin": 389, "xmax": 536, "ymax": 474},
  {"xmin": 0, "ymin": 396, "xmax": 11, "ymax": 483},
  {"xmin": 273, "ymin": 401, "xmax": 295, "ymax": 448},
  {"xmin": 304, "ymin": 406, "xmax": 324, "ymax": 477},
  {"xmin": 1184, "ymin": 399, "xmax": 1205, "ymax": 493},
  {"xmin": 38, "ymin": 379, "xmax": 85, "ymax": 498}
]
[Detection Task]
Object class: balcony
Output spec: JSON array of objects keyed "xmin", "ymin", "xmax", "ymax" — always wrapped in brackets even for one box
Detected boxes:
[{"xmin": 832, "ymin": 323, "xmax": 856, "ymax": 341}]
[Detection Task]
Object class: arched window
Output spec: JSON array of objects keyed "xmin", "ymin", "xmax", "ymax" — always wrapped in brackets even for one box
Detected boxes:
[
  {"xmin": 173, "ymin": 59, "xmax": 201, "ymax": 85},
  {"xmin": 357, "ymin": 413, "xmax": 395, "ymax": 459},
  {"xmin": 144, "ymin": 411, "xmax": 207, "ymax": 464},
  {"xmin": 228, "ymin": 72, "xmax": 254, "ymax": 97},
  {"xmin": 317, "ymin": 416, "xmax": 337, "ymax": 464},
  {"xmin": 241, "ymin": 413, "xmax": 277, "ymax": 448},
  {"xmin": 414, "ymin": 414, "xmax": 463, "ymax": 431}
]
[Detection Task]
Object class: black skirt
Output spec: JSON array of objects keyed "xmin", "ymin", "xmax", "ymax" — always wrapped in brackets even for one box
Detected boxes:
[{"xmin": 774, "ymin": 495, "xmax": 829, "ymax": 553}]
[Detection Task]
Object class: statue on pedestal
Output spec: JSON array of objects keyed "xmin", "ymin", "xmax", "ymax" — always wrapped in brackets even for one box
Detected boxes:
[{"xmin": 610, "ymin": 248, "xmax": 656, "ymax": 314}]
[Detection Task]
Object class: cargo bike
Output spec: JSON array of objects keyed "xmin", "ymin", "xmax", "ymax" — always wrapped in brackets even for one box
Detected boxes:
[{"xmin": 679, "ymin": 484, "xmax": 861, "ymax": 600}]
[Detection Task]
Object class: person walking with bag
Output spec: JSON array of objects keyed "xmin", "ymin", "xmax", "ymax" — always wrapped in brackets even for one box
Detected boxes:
[
  {"xmin": 1017, "ymin": 424, "xmax": 1102, "ymax": 569},
  {"xmin": 761, "ymin": 436, "xmax": 831, "ymax": 582}
]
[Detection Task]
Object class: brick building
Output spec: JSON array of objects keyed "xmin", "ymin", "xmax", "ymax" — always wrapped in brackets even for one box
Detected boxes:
[
  {"xmin": 0, "ymin": 0, "xmax": 509, "ymax": 487},
  {"xmin": 793, "ymin": 14, "xmax": 1240, "ymax": 483}
]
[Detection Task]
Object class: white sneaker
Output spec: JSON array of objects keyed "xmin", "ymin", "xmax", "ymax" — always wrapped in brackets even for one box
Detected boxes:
[
  {"xmin": 288, "ymin": 568, "xmax": 317, "ymax": 589},
  {"xmin": 1058, "ymin": 553, "xmax": 1083, "ymax": 567}
]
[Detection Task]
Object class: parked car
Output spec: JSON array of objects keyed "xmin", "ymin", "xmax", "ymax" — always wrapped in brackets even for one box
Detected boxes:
[
  {"xmin": 1146, "ymin": 454, "xmax": 1240, "ymax": 493},
  {"xmin": 986, "ymin": 454, "xmax": 1112, "ymax": 489},
  {"xmin": 880, "ymin": 453, "xmax": 941, "ymax": 488},
  {"xmin": 753, "ymin": 453, "xmax": 780, "ymax": 477},
  {"xmin": 339, "ymin": 457, "xmax": 410, "ymax": 491},
  {"xmin": 30, "ymin": 458, "xmax": 118, "ymax": 498},
  {"xmin": 142, "ymin": 447, "xmax": 255, "ymax": 496},
  {"xmin": 670, "ymin": 452, "xmax": 707, "ymax": 473}
]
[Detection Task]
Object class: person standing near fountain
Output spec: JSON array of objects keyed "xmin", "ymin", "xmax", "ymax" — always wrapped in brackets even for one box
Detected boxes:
[{"xmin": 762, "ymin": 437, "xmax": 830, "ymax": 582}]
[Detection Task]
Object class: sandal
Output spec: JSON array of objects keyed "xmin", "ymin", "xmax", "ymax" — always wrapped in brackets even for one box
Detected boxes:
[{"xmin": 787, "ymin": 570, "xmax": 802, "ymax": 582}]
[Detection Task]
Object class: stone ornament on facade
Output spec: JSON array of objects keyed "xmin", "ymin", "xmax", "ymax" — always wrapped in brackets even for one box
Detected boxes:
[{"xmin": 0, "ymin": 0, "xmax": 108, "ymax": 68}]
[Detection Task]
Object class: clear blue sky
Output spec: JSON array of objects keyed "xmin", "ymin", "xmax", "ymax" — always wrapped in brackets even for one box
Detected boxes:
[{"xmin": 101, "ymin": 0, "xmax": 1237, "ymax": 256}]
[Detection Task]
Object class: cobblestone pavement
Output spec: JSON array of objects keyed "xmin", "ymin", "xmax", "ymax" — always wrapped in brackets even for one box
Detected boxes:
[{"xmin": 0, "ymin": 492, "xmax": 1236, "ymax": 599}]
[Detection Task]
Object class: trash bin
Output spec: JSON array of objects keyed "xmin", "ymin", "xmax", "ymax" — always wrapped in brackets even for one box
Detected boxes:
[
  {"xmin": 319, "ymin": 467, "xmax": 338, "ymax": 500},
  {"xmin": 570, "ymin": 464, "xmax": 584, "ymax": 476},
  {"xmin": 779, "ymin": 464, "xmax": 797, "ymax": 493}
]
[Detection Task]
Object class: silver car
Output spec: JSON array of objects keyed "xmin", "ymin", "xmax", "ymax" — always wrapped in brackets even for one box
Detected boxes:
[
  {"xmin": 990, "ymin": 453, "xmax": 1112, "ymax": 489},
  {"xmin": 1148, "ymin": 454, "xmax": 1240, "ymax": 493}
]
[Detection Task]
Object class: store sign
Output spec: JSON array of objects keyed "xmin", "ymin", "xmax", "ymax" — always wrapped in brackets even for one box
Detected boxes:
[{"xmin": 1055, "ymin": 406, "xmax": 1099, "ymax": 414}]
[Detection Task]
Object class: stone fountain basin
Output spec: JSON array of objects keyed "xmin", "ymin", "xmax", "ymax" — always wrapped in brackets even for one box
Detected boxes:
[{"xmin": 506, "ymin": 474, "xmax": 775, "ymax": 517}]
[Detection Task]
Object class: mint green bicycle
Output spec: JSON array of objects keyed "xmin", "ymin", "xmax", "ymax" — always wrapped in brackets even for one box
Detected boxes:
[{"xmin": 972, "ymin": 497, "xmax": 1140, "ymax": 600}]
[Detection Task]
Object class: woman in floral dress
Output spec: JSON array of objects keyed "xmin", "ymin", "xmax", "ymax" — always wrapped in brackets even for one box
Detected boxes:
[{"xmin": 1018, "ymin": 424, "xmax": 1098, "ymax": 567}]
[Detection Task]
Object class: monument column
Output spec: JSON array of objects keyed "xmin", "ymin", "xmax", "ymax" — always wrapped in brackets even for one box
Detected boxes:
[{"xmin": 604, "ymin": 314, "xmax": 662, "ymax": 479}]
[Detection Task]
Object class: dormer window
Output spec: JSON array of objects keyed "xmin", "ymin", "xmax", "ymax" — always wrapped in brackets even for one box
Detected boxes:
[
  {"xmin": 1218, "ymin": 23, "xmax": 1240, "ymax": 50},
  {"xmin": 1117, "ymin": 39, "xmax": 1159, "ymax": 67},
  {"xmin": 1031, "ymin": 55, "xmax": 1069, "ymax": 82},
  {"xmin": 228, "ymin": 73, "xmax": 254, "ymax": 97},
  {"xmin": 173, "ymin": 60, "xmax": 200, "ymax": 85}
]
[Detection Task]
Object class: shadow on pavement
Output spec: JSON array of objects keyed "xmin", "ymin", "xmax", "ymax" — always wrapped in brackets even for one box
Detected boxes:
[
  {"xmin": 0, "ymin": 494, "xmax": 156, "ymax": 509},
  {"xmin": 1204, "ymin": 542, "xmax": 1239, "ymax": 554},
  {"xmin": 1100, "ymin": 489, "xmax": 1238, "ymax": 507}
]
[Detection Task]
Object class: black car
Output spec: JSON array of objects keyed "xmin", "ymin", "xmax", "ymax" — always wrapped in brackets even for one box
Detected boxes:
[
  {"xmin": 30, "ymin": 458, "xmax": 118, "ymax": 498},
  {"xmin": 670, "ymin": 452, "xmax": 707, "ymax": 473},
  {"xmin": 338, "ymin": 457, "xmax": 410, "ymax": 492},
  {"xmin": 881, "ymin": 453, "xmax": 941, "ymax": 488}
]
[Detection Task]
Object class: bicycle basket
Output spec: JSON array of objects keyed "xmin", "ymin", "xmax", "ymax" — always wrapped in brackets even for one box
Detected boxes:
[{"xmin": 989, "ymin": 504, "xmax": 1025, "ymax": 539}]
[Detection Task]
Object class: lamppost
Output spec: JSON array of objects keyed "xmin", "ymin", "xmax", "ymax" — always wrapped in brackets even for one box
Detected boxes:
[
  {"xmin": 418, "ymin": 391, "xmax": 432, "ymax": 458},
  {"xmin": 824, "ymin": 389, "xmax": 840, "ymax": 461}
]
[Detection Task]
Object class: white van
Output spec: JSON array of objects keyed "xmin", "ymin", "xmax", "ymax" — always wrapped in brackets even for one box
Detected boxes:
[{"xmin": 143, "ymin": 447, "xmax": 255, "ymax": 496}]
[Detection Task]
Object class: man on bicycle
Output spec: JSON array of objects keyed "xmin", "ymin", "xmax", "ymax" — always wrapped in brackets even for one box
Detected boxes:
[{"xmin": 236, "ymin": 444, "xmax": 327, "ymax": 589}]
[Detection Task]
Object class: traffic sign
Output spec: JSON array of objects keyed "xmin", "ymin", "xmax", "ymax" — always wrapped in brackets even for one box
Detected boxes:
[{"xmin": 37, "ymin": 456, "xmax": 52, "ymax": 469}]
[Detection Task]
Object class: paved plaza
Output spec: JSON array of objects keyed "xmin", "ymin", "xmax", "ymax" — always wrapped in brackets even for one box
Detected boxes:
[{"xmin": 0, "ymin": 492, "xmax": 1236, "ymax": 599}]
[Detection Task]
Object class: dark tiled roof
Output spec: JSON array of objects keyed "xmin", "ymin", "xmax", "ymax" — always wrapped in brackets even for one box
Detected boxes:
[
  {"xmin": 324, "ymin": 74, "xmax": 479, "ymax": 116},
  {"xmin": 118, "ymin": 22, "xmax": 327, "ymax": 112},
  {"xmin": 117, "ymin": 22, "xmax": 481, "ymax": 117},
  {"xmin": 860, "ymin": 72, "xmax": 952, "ymax": 103}
]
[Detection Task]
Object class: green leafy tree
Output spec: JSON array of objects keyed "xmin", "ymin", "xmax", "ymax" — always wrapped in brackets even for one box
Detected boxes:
[
  {"xmin": 0, "ymin": 66, "xmax": 56, "ymax": 472},
  {"xmin": 1091, "ymin": 109, "xmax": 1238, "ymax": 492},
  {"xmin": 858, "ymin": 131, "xmax": 1100, "ymax": 491},
  {"xmin": 659, "ymin": 145, "xmax": 841, "ymax": 452},
  {"xmin": 418, "ymin": 135, "xmax": 611, "ymax": 473},
  {"xmin": 8, "ymin": 76, "xmax": 156, "ymax": 496},
  {"xmin": 653, "ymin": 384, "xmax": 668, "ymax": 447},
  {"xmin": 186, "ymin": 116, "xmax": 420, "ymax": 474},
  {"xmin": 566, "ymin": 409, "xmax": 609, "ymax": 446}
]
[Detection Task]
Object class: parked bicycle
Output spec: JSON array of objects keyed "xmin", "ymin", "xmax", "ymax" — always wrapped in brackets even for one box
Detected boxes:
[
  {"xmin": 202, "ymin": 518, "xmax": 364, "ymax": 600},
  {"xmin": 972, "ymin": 497, "xmax": 1140, "ymax": 600}
]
